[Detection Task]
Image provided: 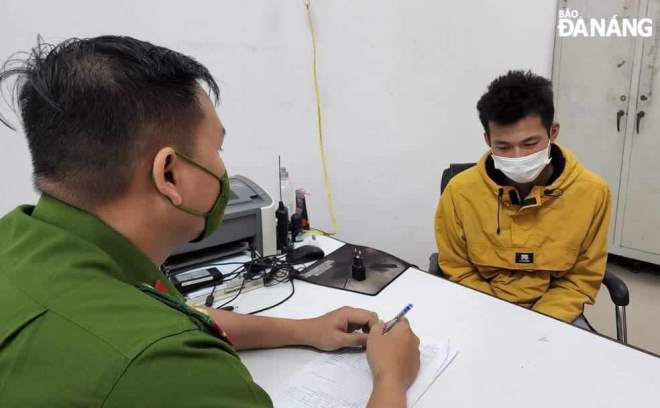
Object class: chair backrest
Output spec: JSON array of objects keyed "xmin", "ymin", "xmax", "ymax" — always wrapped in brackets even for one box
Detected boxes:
[
  {"xmin": 430, "ymin": 162, "xmax": 477, "ymax": 276},
  {"xmin": 440, "ymin": 163, "xmax": 476, "ymax": 194}
]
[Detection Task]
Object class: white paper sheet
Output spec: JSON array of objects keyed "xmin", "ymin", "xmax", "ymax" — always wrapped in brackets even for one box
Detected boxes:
[{"xmin": 272, "ymin": 339, "xmax": 457, "ymax": 408}]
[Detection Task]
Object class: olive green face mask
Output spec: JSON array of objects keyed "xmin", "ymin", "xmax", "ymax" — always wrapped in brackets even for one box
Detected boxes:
[{"xmin": 154, "ymin": 150, "xmax": 230, "ymax": 243}]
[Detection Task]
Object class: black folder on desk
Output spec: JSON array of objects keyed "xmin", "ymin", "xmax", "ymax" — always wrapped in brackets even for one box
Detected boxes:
[{"xmin": 296, "ymin": 244, "xmax": 410, "ymax": 295}]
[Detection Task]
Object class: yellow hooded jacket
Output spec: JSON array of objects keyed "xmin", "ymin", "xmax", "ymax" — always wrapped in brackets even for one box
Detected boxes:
[{"xmin": 434, "ymin": 144, "xmax": 611, "ymax": 322}]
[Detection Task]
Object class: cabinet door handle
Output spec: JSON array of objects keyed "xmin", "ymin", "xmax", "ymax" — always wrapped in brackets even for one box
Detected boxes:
[
  {"xmin": 616, "ymin": 110, "xmax": 625, "ymax": 132},
  {"xmin": 636, "ymin": 111, "xmax": 645, "ymax": 133}
]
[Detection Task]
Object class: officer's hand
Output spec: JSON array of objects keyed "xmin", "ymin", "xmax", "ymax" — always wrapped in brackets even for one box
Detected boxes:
[
  {"xmin": 304, "ymin": 306, "xmax": 379, "ymax": 351},
  {"xmin": 366, "ymin": 318, "xmax": 420, "ymax": 389}
]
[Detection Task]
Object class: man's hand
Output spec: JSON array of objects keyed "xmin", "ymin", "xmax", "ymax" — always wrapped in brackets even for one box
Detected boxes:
[
  {"xmin": 367, "ymin": 318, "xmax": 420, "ymax": 389},
  {"xmin": 302, "ymin": 306, "xmax": 379, "ymax": 351},
  {"xmin": 206, "ymin": 305, "xmax": 378, "ymax": 351}
]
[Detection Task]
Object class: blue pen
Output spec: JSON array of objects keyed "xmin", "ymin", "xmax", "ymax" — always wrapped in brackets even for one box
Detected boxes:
[{"xmin": 382, "ymin": 304, "xmax": 413, "ymax": 334}]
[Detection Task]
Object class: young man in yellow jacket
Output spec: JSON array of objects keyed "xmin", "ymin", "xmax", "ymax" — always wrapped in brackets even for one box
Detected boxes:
[{"xmin": 434, "ymin": 70, "xmax": 611, "ymax": 325}]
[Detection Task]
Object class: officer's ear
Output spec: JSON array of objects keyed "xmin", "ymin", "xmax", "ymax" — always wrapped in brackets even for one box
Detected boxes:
[
  {"xmin": 483, "ymin": 131, "xmax": 492, "ymax": 147},
  {"xmin": 152, "ymin": 147, "xmax": 183, "ymax": 206}
]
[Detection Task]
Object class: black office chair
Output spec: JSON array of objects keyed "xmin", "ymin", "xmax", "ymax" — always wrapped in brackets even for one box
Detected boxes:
[{"xmin": 429, "ymin": 163, "xmax": 630, "ymax": 344}]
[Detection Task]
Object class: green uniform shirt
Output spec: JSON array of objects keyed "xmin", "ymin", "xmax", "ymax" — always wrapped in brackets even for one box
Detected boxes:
[{"xmin": 0, "ymin": 195, "xmax": 272, "ymax": 407}]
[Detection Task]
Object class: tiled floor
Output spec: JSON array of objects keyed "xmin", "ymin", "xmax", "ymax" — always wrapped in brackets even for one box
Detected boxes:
[{"xmin": 584, "ymin": 257, "xmax": 660, "ymax": 355}]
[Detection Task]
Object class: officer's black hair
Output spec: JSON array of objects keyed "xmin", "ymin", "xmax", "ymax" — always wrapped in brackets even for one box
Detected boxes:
[
  {"xmin": 476, "ymin": 70, "xmax": 554, "ymax": 135},
  {"xmin": 0, "ymin": 35, "xmax": 220, "ymax": 205}
]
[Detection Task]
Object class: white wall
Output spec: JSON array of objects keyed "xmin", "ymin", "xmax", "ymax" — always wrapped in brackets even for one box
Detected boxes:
[{"xmin": 0, "ymin": 0, "xmax": 557, "ymax": 267}]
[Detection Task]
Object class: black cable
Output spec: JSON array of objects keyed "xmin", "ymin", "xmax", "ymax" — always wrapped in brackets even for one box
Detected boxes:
[
  {"xmin": 215, "ymin": 259, "xmax": 255, "ymax": 309},
  {"xmin": 214, "ymin": 276, "xmax": 247, "ymax": 309},
  {"xmin": 204, "ymin": 263, "xmax": 247, "ymax": 307},
  {"xmin": 209, "ymin": 252, "xmax": 302, "ymax": 313},
  {"xmin": 247, "ymin": 273, "xmax": 296, "ymax": 315}
]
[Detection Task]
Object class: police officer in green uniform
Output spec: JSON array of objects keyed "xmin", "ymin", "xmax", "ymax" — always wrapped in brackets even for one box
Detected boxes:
[{"xmin": 0, "ymin": 36, "xmax": 420, "ymax": 407}]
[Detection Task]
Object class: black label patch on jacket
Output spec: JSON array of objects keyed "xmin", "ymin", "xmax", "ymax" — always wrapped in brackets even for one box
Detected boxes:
[{"xmin": 516, "ymin": 252, "xmax": 534, "ymax": 264}]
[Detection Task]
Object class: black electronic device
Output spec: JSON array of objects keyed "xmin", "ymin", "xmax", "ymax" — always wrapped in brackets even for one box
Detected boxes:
[
  {"xmin": 287, "ymin": 245, "xmax": 325, "ymax": 265},
  {"xmin": 290, "ymin": 213, "xmax": 303, "ymax": 242},
  {"xmin": 171, "ymin": 267, "xmax": 224, "ymax": 295},
  {"xmin": 351, "ymin": 249, "xmax": 366, "ymax": 281},
  {"xmin": 276, "ymin": 156, "xmax": 289, "ymax": 251},
  {"xmin": 276, "ymin": 202, "xmax": 289, "ymax": 251}
]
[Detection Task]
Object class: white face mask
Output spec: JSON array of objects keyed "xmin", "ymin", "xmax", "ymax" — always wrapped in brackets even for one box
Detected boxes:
[{"xmin": 492, "ymin": 142, "xmax": 552, "ymax": 184}]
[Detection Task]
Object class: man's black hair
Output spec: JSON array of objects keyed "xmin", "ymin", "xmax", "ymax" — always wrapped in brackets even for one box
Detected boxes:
[
  {"xmin": 0, "ymin": 35, "xmax": 220, "ymax": 205},
  {"xmin": 476, "ymin": 70, "xmax": 554, "ymax": 135}
]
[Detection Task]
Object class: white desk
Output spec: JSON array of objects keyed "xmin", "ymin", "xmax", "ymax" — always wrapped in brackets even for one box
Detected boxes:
[{"xmin": 233, "ymin": 235, "xmax": 660, "ymax": 407}]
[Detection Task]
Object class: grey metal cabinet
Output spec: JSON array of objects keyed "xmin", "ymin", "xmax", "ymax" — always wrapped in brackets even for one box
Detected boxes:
[{"xmin": 552, "ymin": 0, "xmax": 660, "ymax": 265}]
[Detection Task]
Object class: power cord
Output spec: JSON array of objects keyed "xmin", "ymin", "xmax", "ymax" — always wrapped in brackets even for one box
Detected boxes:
[
  {"xmin": 304, "ymin": 0, "xmax": 338, "ymax": 235},
  {"xmin": 247, "ymin": 278, "xmax": 295, "ymax": 315},
  {"xmin": 214, "ymin": 258, "xmax": 257, "ymax": 309},
  {"xmin": 204, "ymin": 263, "xmax": 246, "ymax": 307},
  {"xmin": 212, "ymin": 253, "xmax": 304, "ymax": 314}
]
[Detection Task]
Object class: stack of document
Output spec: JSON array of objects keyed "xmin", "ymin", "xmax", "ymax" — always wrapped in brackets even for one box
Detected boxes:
[{"xmin": 272, "ymin": 338, "xmax": 458, "ymax": 407}]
